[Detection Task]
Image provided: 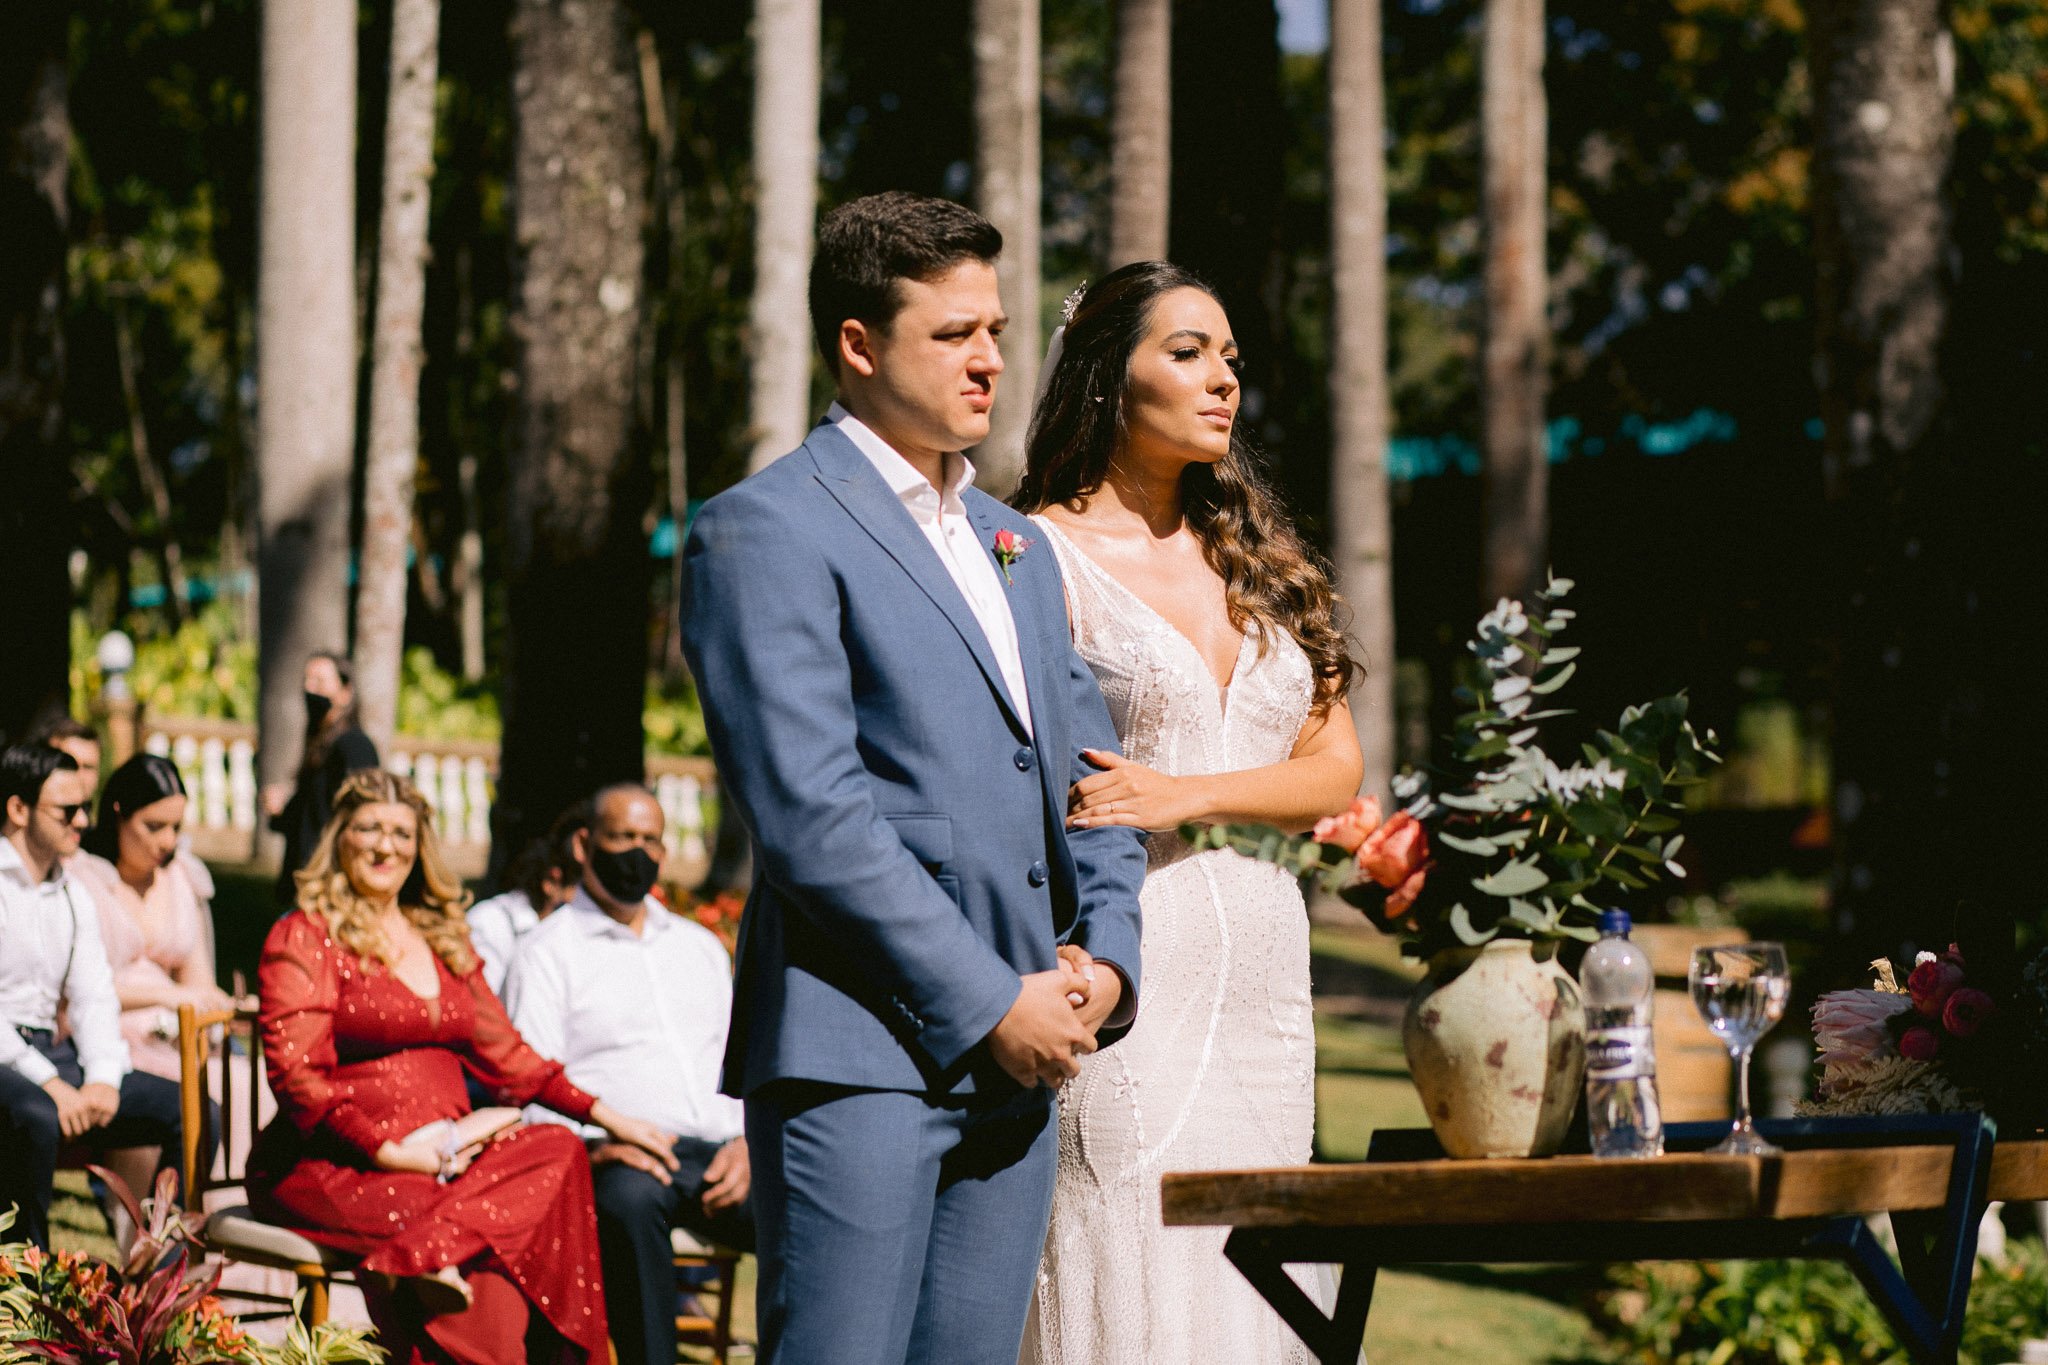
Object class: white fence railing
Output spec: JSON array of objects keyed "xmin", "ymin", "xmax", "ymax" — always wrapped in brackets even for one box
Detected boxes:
[{"xmin": 142, "ymin": 716, "xmax": 717, "ymax": 882}]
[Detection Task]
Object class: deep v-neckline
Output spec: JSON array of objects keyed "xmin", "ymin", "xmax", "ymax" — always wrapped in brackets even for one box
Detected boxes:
[{"xmin": 1037, "ymin": 518, "xmax": 1251, "ymax": 708}]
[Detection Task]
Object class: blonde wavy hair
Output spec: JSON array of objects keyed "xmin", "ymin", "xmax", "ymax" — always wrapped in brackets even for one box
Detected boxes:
[{"xmin": 295, "ymin": 769, "xmax": 476, "ymax": 976}]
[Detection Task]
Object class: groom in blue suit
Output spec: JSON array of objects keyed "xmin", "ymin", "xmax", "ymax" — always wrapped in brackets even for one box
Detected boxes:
[{"xmin": 679, "ymin": 193, "xmax": 1147, "ymax": 1364}]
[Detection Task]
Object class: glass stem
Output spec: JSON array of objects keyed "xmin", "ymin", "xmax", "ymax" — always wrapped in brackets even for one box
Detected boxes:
[{"xmin": 1732, "ymin": 1045, "xmax": 1755, "ymax": 1135}]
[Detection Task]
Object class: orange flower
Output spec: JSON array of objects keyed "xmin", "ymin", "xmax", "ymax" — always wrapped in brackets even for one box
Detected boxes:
[
  {"xmin": 1357, "ymin": 811, "xmax": 1430, "ymax": 893},
  {"xmin": 1311, "ymin": 796, "xmax": 1383, "ymax": 854}
]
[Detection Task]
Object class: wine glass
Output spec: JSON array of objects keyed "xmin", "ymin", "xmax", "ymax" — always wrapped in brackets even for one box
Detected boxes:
[{"xmin": 1689, "ymin": 942, "xmax": 1791, "ymax": 1156}]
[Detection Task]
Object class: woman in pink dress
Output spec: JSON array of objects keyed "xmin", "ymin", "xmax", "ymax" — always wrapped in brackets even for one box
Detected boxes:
[
  {"xmin": 71, "ymin": 755, "xmax": 233, "ymax": 1079},
  {"xmin": 248, "ymin": 770, "xmax": 677, "ymax": 1365}
]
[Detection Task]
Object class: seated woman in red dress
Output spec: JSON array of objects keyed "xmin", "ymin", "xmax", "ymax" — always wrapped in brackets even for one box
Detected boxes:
[{"xmin": 249, "ymin": 770, "xmax": 678, "ymax": 1365}]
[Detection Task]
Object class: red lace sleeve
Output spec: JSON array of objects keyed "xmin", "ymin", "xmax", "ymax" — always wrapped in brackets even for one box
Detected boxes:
[
  {"xmin": 257, "ymin": 912, "xmax": 386, "ymax": 1157},
  {"xmin": 461, "ymin": 969, "xmax": 596, "ymax": 1121}
]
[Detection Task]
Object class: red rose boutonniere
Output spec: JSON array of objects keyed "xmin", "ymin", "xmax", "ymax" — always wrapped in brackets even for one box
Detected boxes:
[{"xmin": 992, "ymin": 528, "xmax": 1033, "ymax": 585}]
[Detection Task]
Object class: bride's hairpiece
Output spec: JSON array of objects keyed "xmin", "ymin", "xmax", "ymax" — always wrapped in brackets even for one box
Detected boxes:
[{"xmin": 1060, "ymin": 283, "xmax": 1088, "ymax": 326}]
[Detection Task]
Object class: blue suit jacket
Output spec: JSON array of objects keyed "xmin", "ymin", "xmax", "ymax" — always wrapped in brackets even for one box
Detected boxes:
[{"xmin": 679, "ymin": 422, "xmax": 1148, "ymax": 1098}]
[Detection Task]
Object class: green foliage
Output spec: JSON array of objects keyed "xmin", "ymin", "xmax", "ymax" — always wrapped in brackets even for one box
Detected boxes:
[
  {"xmin": 1188, "ymin": 579, "xmax": 1721, "ymax": 958},
  {"xmin": 643, "ymin": 680, "xmax": 710, "ymax": 757},
  {"xmin": 1590, "ymin": 1236, "xmax": 2048, "ymax": 1365},
  {"xmin": 72, "ymin": 606, "xmax": 256, "ymax": 722},
  {"xmin": 393, "ymin": 647, "xmax": 499, "ymax": 743}
]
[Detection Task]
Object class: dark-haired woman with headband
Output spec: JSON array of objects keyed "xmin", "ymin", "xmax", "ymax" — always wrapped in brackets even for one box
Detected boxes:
[{"xmin": 71, "ymin": 753, "xmax": 233, "ymax": 1080}]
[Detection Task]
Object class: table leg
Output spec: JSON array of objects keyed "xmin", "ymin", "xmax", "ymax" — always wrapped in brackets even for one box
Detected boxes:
[{"xmin": 1221, "ymin": 1230, "xmax": 1375, "ymax": 1364}]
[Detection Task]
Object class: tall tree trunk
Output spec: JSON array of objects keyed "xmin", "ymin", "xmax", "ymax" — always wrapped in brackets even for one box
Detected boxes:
[
  {"xmin": 257, "ymin": 0, "xmax": 358, "ymax": 808},
  {"xmin": 972, "ymin": 0, "xmax": 1040, "ymax": 496},
  {"xmin": 1478, "ymin": 0, "xmax": 1549, "ymax": 607},
  {"xmin": 113, "ymin": 299, "xmax": 190, "ymax": 625},
  {"xmin": 450, "ymin": 243, "xmax": 485, "ymax": 683},
  {"xmin": 355, "ymin": 0, "xmax": 443, "ymax": 754},
  {"xmin": 1108, "ymin": 0, "xmax": 1170, "ymax": 267},
  {"xmin": 1810, "ymin": 0, "xmax": 1955, "ymax": 958},
  {"xmin": 636, "ymin": 32, "xmax": 692, "ymax": 678},
  {"xmin": 0, "ymin": 5, "xmax": 71, "ymax": 741},
  {"xmin": 1329, "ymin": 0, "xmax": 1394, "ymax": 802},
  {"xmin": 497, "ymin": 0, "xmax": 650, "ymax": 863},
  {"xmin": 746, "ymin": 0, "xmax": 819, "ymax": 474}
]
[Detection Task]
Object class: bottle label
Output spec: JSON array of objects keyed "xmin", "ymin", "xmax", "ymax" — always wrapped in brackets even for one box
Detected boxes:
[{"xmin": 1586, "ymin": 1025, "xmax": 1655, "ymax": 1081}]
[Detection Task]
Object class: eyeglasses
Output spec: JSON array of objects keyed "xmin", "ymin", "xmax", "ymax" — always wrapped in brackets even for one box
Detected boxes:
[
  {"xmin": 344, "ymin": 820, "xmax": 418, "ymax": 848},
  {"xmin": 38, "ymin": 801, "xmax": 89, "ymax": 824}
]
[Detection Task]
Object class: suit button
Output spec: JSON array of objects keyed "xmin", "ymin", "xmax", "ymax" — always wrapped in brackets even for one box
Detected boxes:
[
  {"xmin": 1027, "ymin": 861, "xmax": 1049, "ymax": 887},
  {"xmin": 1014, "ymin": 747, "xmax": 1035, "ymax": 771}
]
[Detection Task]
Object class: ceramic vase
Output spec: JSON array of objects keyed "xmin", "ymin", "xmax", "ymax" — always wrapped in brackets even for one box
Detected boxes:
[{"xmin": 1402, "ymin": 937, "xmax": 1587, "ymax": 1158}]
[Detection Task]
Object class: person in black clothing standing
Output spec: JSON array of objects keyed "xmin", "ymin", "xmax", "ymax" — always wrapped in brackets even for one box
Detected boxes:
[{"xmin": 264, "ymin": 652, "xmax": 378, "ymax": 902}]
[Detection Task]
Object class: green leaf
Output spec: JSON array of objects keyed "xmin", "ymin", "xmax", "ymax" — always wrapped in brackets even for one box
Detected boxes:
[
  {"xmin": 1552, "ymin": 841, "xmax": 1593, "ymax": 860},
  {"xmin": 1463, "ymin": 735, "xmax": 1510, "ymax": 760},
  {"xmin": 1490, "ymin": 827, "xmax": 1532, "ymax": 849},
  {"xmin": 1529, "ymin": 660, "xmax": 1577, "ymax": 694},
  {"xmin": 1472, "ymin": 858, "xmax": 1550, "ymax": 897},
  {"xmin": 1553, "ymin": 922, "xmax": 1601, "ymax": 943},
  {"xmin": 1436, "ymin": 831, "xmax": 1499, "ymax": 856},
  {"xmin": 1506, "ymin": 898, "xmax": 1553, "ymax": 931},
  {"xmin": 1540, "ymin": 646, "xmax": 1582, "ymax": 665},
  {"xmin": 1449, "ymin": 903, "xmax": 1499, "ymax": 946},
  {"xmin": 1598, "ymin": 865, "xmax": 1650, "ymax": 889}
]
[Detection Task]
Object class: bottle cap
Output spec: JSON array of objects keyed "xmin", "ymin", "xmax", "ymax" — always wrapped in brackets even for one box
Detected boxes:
[{"xmin": 1599, "ymin": 909, "xmax": 1632, "ymax": 936}]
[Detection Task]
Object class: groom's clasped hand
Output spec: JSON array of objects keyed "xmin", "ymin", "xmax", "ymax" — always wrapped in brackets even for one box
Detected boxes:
[{"xmin": 986, "ymin": 944, "xmax": 1122, "ymax": 1089}]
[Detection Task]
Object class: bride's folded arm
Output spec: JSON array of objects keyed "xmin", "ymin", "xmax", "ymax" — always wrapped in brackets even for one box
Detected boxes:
[{"xmin": 1066, "ymin": 697, "xmax": 1365, "ymax": 835}]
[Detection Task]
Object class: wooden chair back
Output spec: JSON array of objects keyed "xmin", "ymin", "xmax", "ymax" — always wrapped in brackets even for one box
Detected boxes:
[{"xmin": 176, "ymin": 1000, "xmax": 263, "ymax": 1213}]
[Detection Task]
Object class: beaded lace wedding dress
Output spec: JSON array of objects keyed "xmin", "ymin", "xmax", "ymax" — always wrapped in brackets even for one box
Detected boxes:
[{"xmin": 1021, "ymin": 517, "xmax": 1323, "ymax": 1365}]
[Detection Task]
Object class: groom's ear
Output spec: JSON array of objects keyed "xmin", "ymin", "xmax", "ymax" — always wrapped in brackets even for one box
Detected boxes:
[{"xmin": 837, "ymin": 318, "xmax": 881, "ymax": 380}]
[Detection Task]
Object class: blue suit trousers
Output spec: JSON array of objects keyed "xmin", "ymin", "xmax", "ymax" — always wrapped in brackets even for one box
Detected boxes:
[{"xmin": 745, "ymin": 1081, "xmax": 1058, "ymax": 1365}]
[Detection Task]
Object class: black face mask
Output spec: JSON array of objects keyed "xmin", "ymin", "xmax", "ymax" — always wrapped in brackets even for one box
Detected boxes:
[
  {"xmin": 304, "ymin": 691, "xmax": 333, "ymax": 727},
  {"xmin": 589, "ymin": 844, "xmax": 661, "ymax": 905}
]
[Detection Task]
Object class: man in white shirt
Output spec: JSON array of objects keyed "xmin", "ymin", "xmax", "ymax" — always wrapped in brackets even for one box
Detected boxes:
[
  {"xmin": 0, "ymin": 745, "xmax": 192, "ymax": 1249},
  {"xmin": 467, "ymin": 800, "xmax": 590, "ymax": 999},
  {"xmin": 506, "ymin": 783, "xmax": 752, "ymax": 1365}
]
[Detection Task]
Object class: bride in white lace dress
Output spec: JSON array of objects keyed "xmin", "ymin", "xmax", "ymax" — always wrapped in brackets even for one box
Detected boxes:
[{"xmin": 1012, "ymin": 264, "xmax": 1365, "ymax": 1364}]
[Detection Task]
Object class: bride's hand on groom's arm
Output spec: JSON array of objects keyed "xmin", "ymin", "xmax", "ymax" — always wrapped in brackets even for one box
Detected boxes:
[
  {"xmin": 1067, "ymin": 750, "xmax": 1210, "ymax": 832},
  {"xmin": 987, "ymin": 965, "xmax": 1096, "ymax": 1089}
]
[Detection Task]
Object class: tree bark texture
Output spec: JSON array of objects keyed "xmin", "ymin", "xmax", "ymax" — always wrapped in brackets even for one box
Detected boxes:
[
  {"xmin": 1109, "ymin": 0, "xmax": 1170, "ymax": 267},
  {"xmin": 1328, "ymin": 0, "xmax": 1395, "ymax": 803},
  {"xmin": 256, "ymin": 0, "xmax": 358, "ymax": 797},
  {"xmin": 1479, "ymin": 0, "xmax": 1549, "ymax": 607},
  {"xmin": 113, "ymin": 299, "xmax": 189, "ymax": 625},
  {"xmin": 355, "ymin": 0, "xmax": 442, "ymax": 754},
  {"xmin": 972, "ymin": 0, "xmax": 1040, "ymax": 497},
  {"xmin": 746, "ymin": 0, "xmax": 820, "ymax": 474},
  {"xmin": 0, "ymin": 7, "xmax": 71, "ymax": 742},
  {"xmin": 498, "ymin": 0, "xmax": 650, "ymax": 862},
  {"xmin": 1809, "ymin": 0, "xmax": 1956, "ymax": 955}
]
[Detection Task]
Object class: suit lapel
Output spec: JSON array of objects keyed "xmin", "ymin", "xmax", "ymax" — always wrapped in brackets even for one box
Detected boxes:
[
  {"xmin": 806, "ymin": 426, "xmax": 1029, "ymax": 737},
  {"xmin": 965, "ymin": 497, "xmax": 1051, "ymax": 739}
]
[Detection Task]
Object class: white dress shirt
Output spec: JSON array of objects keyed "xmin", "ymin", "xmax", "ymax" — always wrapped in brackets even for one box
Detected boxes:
[
  {"xmin": 466, "ymin": 888, "xmax": 541, "ymax": 999},
  {"xmin": 505, "ymin": 890, "xmax": 745, "ymax": 1144},
  {"xmin": 828, "ymin": 403, "xmax": 1033, "ymax": 734},
  {"xmin": 0, "ymin": 838, "xmax": 131, "ymax": 1089}
]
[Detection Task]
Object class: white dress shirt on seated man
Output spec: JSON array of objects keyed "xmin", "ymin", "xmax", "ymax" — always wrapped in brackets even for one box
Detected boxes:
[
  {"xmin": 825, "ymin": 401, "xmax": 1032, "ymax": 734},
  {"xmin": 505, "ymin": 888, "xmax": 743, "ymax": 1143},
  {"xmin": 466, "ymin": 888, "xmax": 541, "ymax": 999},
  {"xmin": 0, "ymin": 839, "xmax": 130, "ymax": 1088}
]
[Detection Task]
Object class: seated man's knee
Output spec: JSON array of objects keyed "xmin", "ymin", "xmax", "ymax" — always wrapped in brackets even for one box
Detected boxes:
[
  {"xmin": 592, "ymin": 1163, "xmax": 675, "ymax": 1228},
  {"xmin": 11, "ymin": 1088, "xmax": 62, "ymax": 1153}
]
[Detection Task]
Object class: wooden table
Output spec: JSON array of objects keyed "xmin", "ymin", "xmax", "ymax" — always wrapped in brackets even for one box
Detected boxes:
[{"xmin": 1163, "ymin": 1116, "xmax": 2047, "ymax": 1365}]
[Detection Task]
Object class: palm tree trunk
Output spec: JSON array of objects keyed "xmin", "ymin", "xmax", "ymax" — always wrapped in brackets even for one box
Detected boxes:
[
  {"xmin": 0, "ymin": 3, "xmax": 72, "ymax": 741},
  {"xmin": 1329, "ymin": 0, "xmax": 1395, "ymax": 802},
  {"xmin": 1810, "ymin": 0, "xmax": 1954, "ymax": 957},
  {"xmin": 497, "ymin": 0, "xmax": 650, "ymax": 862},
  {"xmin": 973, "ymin": 0, "xmax": 1040, "ymax": 496},
  {"xmin": 112, "ymin": 297, "xmax": 190, "ymax": 625},
  {"xmin": 746, "ymin": 0, "xmax": 820, "ymax": 474},
  {"xmin": 355, "ymin": 0, "xmax": 442, "ymax": 753},
  {"xmin": 1108, "ymin": 0, "xmax": 1170, "ymax": 267},
  {"xmin": 1478, "ymin": 0, "xmax": 1549, "ymax": 607},
  {"xmin": 256, "ymin": 0, "xmax": 358, "ymax": 807},
  {"xmin": 636, "ymin": 31, "xmax": 693, "ymax": 678}
]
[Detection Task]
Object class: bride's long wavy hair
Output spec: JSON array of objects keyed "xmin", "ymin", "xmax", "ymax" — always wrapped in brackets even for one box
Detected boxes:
[{"xmin": 1012, "ymin": 261, "xmax": 1361, "ymax": 712}]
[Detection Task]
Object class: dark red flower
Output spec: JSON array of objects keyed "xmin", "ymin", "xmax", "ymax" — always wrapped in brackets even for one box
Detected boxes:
[
  {"xmin": 1907, "ymin": 958, "xmax": 1964, "ymax": 1016},
  {"xmin": 1942, "ymin": 987, "xmax": 1996, "ymax": 1038},
  {"xmin": 1899, "ymin": 1026, "xmax": 1941, "ymax": 1062}
]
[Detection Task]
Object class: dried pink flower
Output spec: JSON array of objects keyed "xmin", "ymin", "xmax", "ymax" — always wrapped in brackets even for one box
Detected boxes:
[{"xmin": 1812, "ymin": 988, "xmax": 1912, "ymax": 1068}]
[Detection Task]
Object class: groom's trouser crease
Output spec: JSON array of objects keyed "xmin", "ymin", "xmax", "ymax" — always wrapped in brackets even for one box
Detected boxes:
[{"xmin": 746, "ymin": 1080, "xmax": 1058, "ymax": 1365}]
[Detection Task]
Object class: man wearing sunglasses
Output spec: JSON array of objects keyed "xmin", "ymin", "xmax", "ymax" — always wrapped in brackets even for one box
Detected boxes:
[{"xmin": 0, "ymin": 742, "xmax": 192, "ymax": 1250}]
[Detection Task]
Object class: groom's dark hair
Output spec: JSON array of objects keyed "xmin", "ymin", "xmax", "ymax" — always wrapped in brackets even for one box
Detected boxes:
[{"xmin": 810, "ymin": 192, "xmax": 1003, "ymax": 373}]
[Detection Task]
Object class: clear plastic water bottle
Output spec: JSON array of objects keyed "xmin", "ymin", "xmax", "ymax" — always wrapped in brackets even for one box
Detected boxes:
[{"xmin": 1582, "ymin": 909, "xmax": 1665, "ymax": 1158}]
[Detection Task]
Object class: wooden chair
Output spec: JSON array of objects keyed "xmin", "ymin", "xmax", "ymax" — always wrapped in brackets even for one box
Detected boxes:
[
  {"xmin": 671, "ymin": 1227, "xmax": 741, "ymax": 1364},
  {"xmin": 176, "ymin": 1002, "xmax": 359, "ymax": 1325}
]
